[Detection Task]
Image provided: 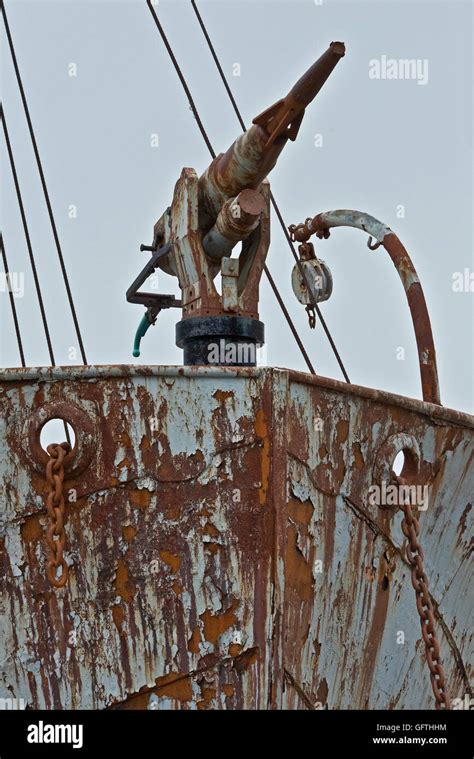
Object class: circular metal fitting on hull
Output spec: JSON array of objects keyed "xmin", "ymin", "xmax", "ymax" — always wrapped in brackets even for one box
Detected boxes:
[
  {"xmin": 23, "ymin": 401, "xmax": 98, "ymax": 477},
  {"xmin": 291, "ymin": 258, "xmax": 333, "ymax": 305},
  {"xmin": 176, "ymin": 315, "xmax": 264, "ymax": 366}
]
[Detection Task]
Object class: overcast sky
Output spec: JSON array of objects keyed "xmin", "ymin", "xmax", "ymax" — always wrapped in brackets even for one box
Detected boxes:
[{"xmin": 1, "ymin": 0, "xmax": 473, "ymax": 414}]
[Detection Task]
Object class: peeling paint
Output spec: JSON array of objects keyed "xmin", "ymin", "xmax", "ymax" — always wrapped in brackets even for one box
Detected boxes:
[{"xmin": 0, "ymin": 365, "xmax": 472, "ymax": 709}]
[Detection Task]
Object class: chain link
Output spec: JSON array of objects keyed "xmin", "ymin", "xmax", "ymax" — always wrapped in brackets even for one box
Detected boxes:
[
  {"xmin": 399, "ymin": 492, "xmax": 451, "ymax": 710},
  {"xmin": 44, "ymin": 442, "xmax": 71, "ymax": 588}
]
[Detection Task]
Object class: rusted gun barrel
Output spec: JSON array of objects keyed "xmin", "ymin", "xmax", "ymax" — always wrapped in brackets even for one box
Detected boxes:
[{"xmin": 198, "ymin": 41, "xmax": 346, "ymax": 238}]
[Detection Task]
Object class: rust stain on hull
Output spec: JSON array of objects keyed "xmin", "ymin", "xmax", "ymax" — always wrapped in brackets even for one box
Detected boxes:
[{"xmin": 0, "ymin": 366, "xmax": 472, "ymax": 709}]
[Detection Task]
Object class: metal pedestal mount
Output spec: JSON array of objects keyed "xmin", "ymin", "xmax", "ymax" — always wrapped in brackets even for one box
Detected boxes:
[
  {"xmin": 127, "ymin": 173, "xmax": 270, "ymax": 367},
  {"xmin": 171, "ymin": 175, "xmax": 269, "ymax": 367},
  {"xmin": 176, "ymin": 315, "xmax": 264, "ymax": 367}
]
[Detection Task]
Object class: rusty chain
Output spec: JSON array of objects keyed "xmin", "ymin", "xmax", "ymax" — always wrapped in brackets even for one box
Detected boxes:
[
  {"xmin": 44, "ymin": 442, "xmax": 71, "ymax": 588},
  {"xmin": 398, "ymin": 493, "xmax": 451, "ymax": 710}
]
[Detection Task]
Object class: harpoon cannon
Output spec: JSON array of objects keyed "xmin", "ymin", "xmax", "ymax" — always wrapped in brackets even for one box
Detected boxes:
[{"xmin": 127, "ymin": 42, "xmax": 345, "ymax": 364}]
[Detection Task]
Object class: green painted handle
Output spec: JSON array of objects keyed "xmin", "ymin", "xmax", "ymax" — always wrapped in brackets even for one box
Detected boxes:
[{"xmin": 133, "ymin": 314, "xmax": 151, "ymax": 357}]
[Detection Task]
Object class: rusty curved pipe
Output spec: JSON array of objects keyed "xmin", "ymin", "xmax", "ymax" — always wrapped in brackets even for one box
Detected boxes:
[{"xmin": 290, "ymin": 210, "xmax": 441, "ymax": 405}]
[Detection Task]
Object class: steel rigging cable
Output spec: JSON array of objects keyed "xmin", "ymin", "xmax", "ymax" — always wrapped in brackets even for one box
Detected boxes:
[
  {"xmin": 2, "ymin": 106, "xmax": 72, "ymax": 444},
  {"xmin": 2, "ymin": 1, "xmax": 88, "ymax": 364},
  {"xmin": 1, "ymin": 102, "xmax": 56, "ymax": 366},
  {"xmin": 0, "ymin": 231, "xmax": 26, "ymax": 367}
]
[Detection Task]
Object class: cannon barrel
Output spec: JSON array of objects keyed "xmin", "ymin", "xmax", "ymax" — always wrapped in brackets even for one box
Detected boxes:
[{"xmin": 198, "ymin": 41, "xmax": 345, "ymax": 233}]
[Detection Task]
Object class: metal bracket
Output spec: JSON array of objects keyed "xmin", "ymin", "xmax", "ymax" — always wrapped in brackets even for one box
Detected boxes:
[
  {"xmin": 126, "ymin": 242, "xmax": 181, "ymax": 309},
  {"xmin": 126, "ymin": 241, "xmax": 182, "ymax": 357}
]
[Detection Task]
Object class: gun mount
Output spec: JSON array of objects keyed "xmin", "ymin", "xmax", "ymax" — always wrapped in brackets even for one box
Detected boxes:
[{"xmin": 127, "ymin": 42, "xmax": 345, "ymax": 365}]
